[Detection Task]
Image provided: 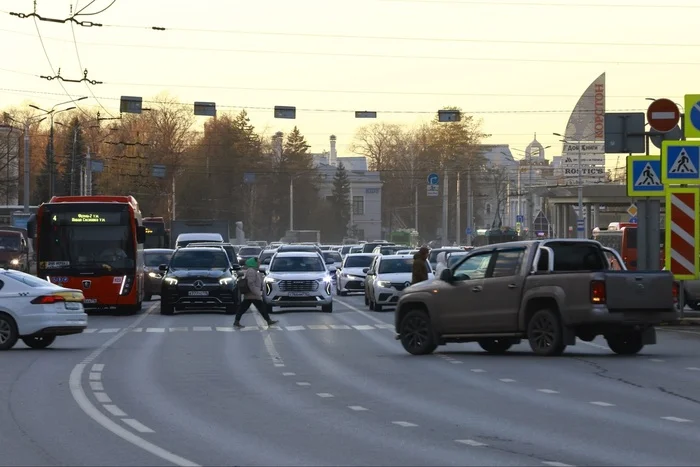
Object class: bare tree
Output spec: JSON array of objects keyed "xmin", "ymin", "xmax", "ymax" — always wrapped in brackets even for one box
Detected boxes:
[
  {"xmin": 0, "ymin": 126, "xmax": 20, "ymax": 205},
  {"xmin": 350, "ymin": 122, "xmax": 405, "ymax": 171},
  {"xmin": 484, "ymin": 166, "xmax": 510, "ymax": 229}
]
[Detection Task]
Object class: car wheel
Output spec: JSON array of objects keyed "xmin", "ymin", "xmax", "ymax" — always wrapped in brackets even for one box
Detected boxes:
[
  {"xmin": 399, "ymin": 309, "xmax": 437, "ymax": 355},
  {"xmin": 527, "ymin": 309, "xmax": 566, "ymax": 356},
  {"xmin": 21, "ymin": 335, "xmax": 56, "ymax": 349},
  {"xmin": 606, "ymin": 331, "xmax": 644, "ymax": 355},
  {"xmin": 322, "ymin": 304, "xmax": 333, "ymax": 313},
  {"xmin": 375, "ymin": 302, "xmax": 383, "ymax": 312},
  {"xmin": 0, "ymin": 313, "xmax": 19, "ymax": 350},
  {"xmin": 160, "ymin": 302, "xmax": 174, "ymax": 315},
  {"xmin": 478, "ymin": 339, "xmax": 513, "ymax": 354}
]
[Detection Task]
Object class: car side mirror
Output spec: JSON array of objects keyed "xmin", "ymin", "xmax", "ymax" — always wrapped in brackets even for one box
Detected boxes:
[
  {"xmin": 231, "ymin": 263, "xmax": 241, "ymax": 270},
  {"xmin": 440, "ymin": 269, "xmax": 454, "ymax": 282},
  {"xmin": 362, "ymin": 268, "xmax": 369, "ymax": 274},
  {"xmin": 159, "ymin": 264, "xmax": 168, "ymax": 271}
]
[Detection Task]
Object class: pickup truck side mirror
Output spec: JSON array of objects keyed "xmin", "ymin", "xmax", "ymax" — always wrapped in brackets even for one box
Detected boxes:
[
  {"xmin": 231, "ymin": 263, "xmax": 241, "ymax": 270},
  {"xmin": 440, "ymin": 269, "xmax": 453, "ymax": 282},
  {"xmin": 362, "ymin": 268, "xmax": 369, "ymax": 274},
  {"xmin": 159, "ymin": 264, "xmax": 168, "ymax": 271}
]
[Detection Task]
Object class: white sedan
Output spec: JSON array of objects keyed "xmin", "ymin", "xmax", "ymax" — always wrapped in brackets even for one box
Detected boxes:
[
  {"xmin": 365, "ymin": 254, "xmax": 434, "ymax": 311},
  {"xmin": 0, "ymin": 269, "xmax": 87, "ymax": 350}
]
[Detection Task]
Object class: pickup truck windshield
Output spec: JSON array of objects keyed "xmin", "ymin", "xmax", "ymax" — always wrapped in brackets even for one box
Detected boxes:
[{"xmin": 543, "ymin": 242, "xmax": 606, "ymax": 271}]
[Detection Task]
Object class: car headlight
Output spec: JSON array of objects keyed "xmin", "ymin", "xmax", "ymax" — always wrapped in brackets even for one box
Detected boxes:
[
  {"xmin": 148, "ymin": 272, "xmax": 162, "ymax": 278},
  {"xmin": 264, "ymin": 277, "xmax": 278, "ymax": 284},
  {"xmin": 164, "ymin": 277, "xmax": 178, "ymax": 285},
  {"xmin": 376, "ymin": 280, "xmax": 392, "ymax": 288},
  {"xmin": 219, "ymin": 277, "xmax": 233, "ymax": 285},
  {"xmin": 320, "ymin": 276, "xmax": 332, "ymax": 283},
  {"xmin": 10, "ymin": 258, "xmax": 19, "ymax": 266}
]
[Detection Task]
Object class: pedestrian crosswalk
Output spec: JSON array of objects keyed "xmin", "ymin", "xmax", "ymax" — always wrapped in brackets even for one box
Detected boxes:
[{"xmin": 80, "ymin": 323, "xmax": 395, "ymax": 335}]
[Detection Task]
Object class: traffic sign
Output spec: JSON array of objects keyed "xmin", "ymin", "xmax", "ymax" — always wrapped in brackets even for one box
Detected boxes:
[
  {"xmin": 465, "ymin": 227, "xmax": 472, "ymax": 235},
  {"xmin": 516, "ymin": 214, "xmax": 524, "ymax": 223},
  {"xmin": 627, "ymin": 203, "xmax": 637, "ymax": 218},
  {"xmin": 664, "ymin": 187, "xmax": 700, "ymax": 280},
  {"xmin": 427, "ymin": 173, "xmax": 439, "ymax": 185},
  {"xmin": 626, "ymin": 156, "xmax": 664, "ymax": 197},
  {"xmin": 629, "ymin": 216, "xmax": 638, "ymax": 224},
  {"xmin": 647, "ymin": 98, "xmax": 680, "ymax": 133},
  {"xmin": 684, "ymin": 94, "xmax": 700, "ymax": 139},
  {"xmin": 576, "ymin": 219, "xmax": 584, "ymax": 232},
  {"xmin": 661, "ymin": 141, "xmax": 700, "ymax": 184}
]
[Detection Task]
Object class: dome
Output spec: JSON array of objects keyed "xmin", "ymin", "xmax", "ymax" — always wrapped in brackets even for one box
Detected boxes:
[{"xmin": 526, "ymin": 133, "xmax": 545, "ymax": 159}]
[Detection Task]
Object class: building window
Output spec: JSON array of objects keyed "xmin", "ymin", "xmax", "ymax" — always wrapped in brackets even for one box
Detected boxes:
[
  {"xmin": 352, "ymin": 196, "xmax": 364, "ymax": 215},
  {"xmin": 486, "ymin": 203, "xmax": 492, "ymax": 215}
]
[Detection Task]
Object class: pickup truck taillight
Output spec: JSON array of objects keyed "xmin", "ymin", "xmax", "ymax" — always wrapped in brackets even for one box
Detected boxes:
[
  {"xmin": 590, "ymin": 280, "xmax": 606, "ymax": 304},
  {"xmin": 672, "ymin": 282, "xmax": 679, "ymax": 303}
]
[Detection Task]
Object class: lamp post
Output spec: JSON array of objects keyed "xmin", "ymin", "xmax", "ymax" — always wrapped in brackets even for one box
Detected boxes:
[{"xmin": 29, "ymin": 97, "xmax": 86, "ymax": 197}]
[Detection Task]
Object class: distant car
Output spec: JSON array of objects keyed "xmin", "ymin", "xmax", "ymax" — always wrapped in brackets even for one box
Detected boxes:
[
  {"xmin": 428, "ymin": 248, "xmax": 464, "ymax": 270},
  {"xmin": 321, "ymin": 250, "xmax": 342, "ymax": 272},
  {"xmin": 263, "ymin": 252, "xmax": 333, "ymax": 313},
  {"xmin": 396, "ymin": 249, "xmax": 419, "ymax": 256},
  {"xmin": 143, "ymin": 249, "xmax": 175, "ymax": 301},
  {"xmin": 159, "ymin": 247, "xmax": 240, "ymax": 315},
  {"xmin": 361, "ymin": 242, "xmax": 395, "ymax": 253},
  {"xmin": 372, "ymin": 245, "xmax": 410, "ymax": 255},
  {"xmin": 336, "ymin": 253, "xmax": 376, "ymax": 296},
  {"xmin": 174, "ymin": 232, "xmax": 224, "ymax": 248},
  {"xmin": 237, "ymin": 246, "xmax": 263, "ymax": 266},
  {"xmin": 277, "ymin": 244, "xmax": 323, "ymax": 254},
  {"xmin": 0, "ymin": 269, "xmax": 87, "ymax": 350},
  {"xmin": 364, "ymin": 254, "xmax": 434, "ymax": 311},
  {"xmin": 258, "ymin": 248, "xmax": 278, "ymax": 275},
  {"xmin": 349, "ymin": 246, "xmax": 363, "ymax": 254},
  {"xmin": 338, "ymin": 245, "xmax": 359, "ymax": 258}
]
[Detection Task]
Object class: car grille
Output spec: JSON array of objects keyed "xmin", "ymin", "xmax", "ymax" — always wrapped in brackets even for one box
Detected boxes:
[
  {"xmin": 178, "ymin": 277, "xmax": 220, "ymax": 285},
  {"xmin": 279, "ymin": 280, "xmax": 319, "ymax": 292},
  {"xmin": 391, "ymin": 282, "xmax": 411, "ymax": 291}
]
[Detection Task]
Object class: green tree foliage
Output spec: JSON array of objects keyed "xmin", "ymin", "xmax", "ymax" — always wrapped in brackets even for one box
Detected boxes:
[{"xmin": 329, "ymin": 161, "xmax": 351, "ymax": 241}]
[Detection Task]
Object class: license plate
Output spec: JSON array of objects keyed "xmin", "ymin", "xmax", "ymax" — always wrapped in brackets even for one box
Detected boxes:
[
  {"xmin": 83, "ymin": 299, "xmax": 97, "ymax": 304},
  {"xmin": 188, "ymin": 291, "xmax": 209, "ymax": 296},
  {"xmin": 289, "ymin": 292, "xmax": 308, "ymax": 297},
  {"xmin": 65, "ymin": 302, "xmax": 82, "ymax": 310}
]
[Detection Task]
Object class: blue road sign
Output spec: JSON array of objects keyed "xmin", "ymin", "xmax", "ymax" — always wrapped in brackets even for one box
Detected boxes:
[
  {"xmin": 685, "ymin": 94, "xmax": 700, "ymax": 138},
  {"xmin": 691, "ymin": 104, "xmax": 700, "ymax": 132},
  {"xmin": 243, "ymin": 173, "xmax": 256, "ymax": 184},
  {"xmin": 627, "ymin": 156, "xmax": 664, "ymax": 197},
  {"xmin": 427, "ymin": 173, "xmax": 439, "ymax": 185},
  {"xmin": 516, "ymin": 214, "xmax": 524, "ymax": 223},
  {"xmin": 629, "ymin": 216, "xmax": 638, "ymax": 224},
  {"xmin": 576, "ymin": 219, "xmax": 584, "ymax": 232},
  {"xmin": 662, "ymin": 141, "xmax": 700, "ymax": 183},
  {"xmin": 465, "ymin": 227, "xmax": 472, "ymax": 235}
]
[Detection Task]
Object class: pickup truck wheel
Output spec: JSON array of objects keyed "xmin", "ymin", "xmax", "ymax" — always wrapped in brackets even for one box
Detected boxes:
[
  {"xmin": 478, "ymin": 339, "xmax": 512, "ymax": 354},
  {"xmin": 688, "ymin": 300, "xmax": 700, "ymax": 311},
  {"xmin": 399, "ymin": 310, "xmax": 437, "ymax": 355},
  {"xmin": 606, "ymin": 332, "xmax": 644, "ymax": 355},
  {"xmin": 527, "ymin": 309, "xmax": 566, "ymax": 356},
  {"xmin": 21, "ymin": 335, "xmax": 56, "ymax": 349}
]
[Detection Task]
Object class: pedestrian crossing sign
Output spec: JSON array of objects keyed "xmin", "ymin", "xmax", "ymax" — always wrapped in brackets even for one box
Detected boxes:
[
  {"xmin": 627, "ymin": 156, "xmax": 665, "ymax": 197},
  {"xmin": 662, "ymin": 141, "xmax": 700, "ymax": 184}
]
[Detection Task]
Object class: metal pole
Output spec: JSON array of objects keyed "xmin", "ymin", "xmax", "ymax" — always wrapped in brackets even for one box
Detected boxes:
[
  {"xmin": 23, "ymin": 122, "xmax": 29, "ymax": 212},
  {"xmin": 577, "ymin": 139, "xmax": 584, "ymax": 238},
  {"xmin": 70, "ymin": 128, "xmax": 77, "ymax": 195},
  {"xmin": 171, "ymin": 174, "xmax": 176, "ymax": 220},
  {"xmin": 85, "ymin": 146, "xmax": 92, "ymax": 195},
  {"xmin": 455, "ymin": 171, "xmax": 461, "ymax": 245},
  {"xmin": 289, "ymin": 177, "xmax": 294, "ymax": 231},
  {"xmin": 49, "ymin": 115, "xmax": 55, "ymax": 197},
  {"xmin": 466, "ymin": 168, "xmax": 472, "ymax": 245},
  {"xmin": 442, "ymin": 170, "xmax": 448, "ymax": 245},
  {"xmin": 528, "ymin": 152, "xmax": 533, "ymax": 232},
  {"xmin": 414, "ymin": 185, "xmax": 418, "ymax": 232}
]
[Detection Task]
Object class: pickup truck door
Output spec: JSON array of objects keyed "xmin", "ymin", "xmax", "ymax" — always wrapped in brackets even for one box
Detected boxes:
[
  {"xmin": 438, "ymin": 251, "xmax": 495, "ymax": 333},
  {"xmin": 478, "ymin": 248, "xmax": 526, "ymax": 332}
]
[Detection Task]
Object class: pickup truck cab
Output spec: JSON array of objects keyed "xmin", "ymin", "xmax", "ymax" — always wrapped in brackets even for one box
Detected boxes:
[{"xmin": 395, "ymin": 239, "xmax": 678, "ymax": 357}]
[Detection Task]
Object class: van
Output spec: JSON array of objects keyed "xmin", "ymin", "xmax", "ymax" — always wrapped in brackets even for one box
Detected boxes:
[
  {"xmin": 0, "ymin": 230, "xmax": 29, "ymax": 272},
  {"xmin": 175, "ymin": 232, "xmax": 224, "ymax": 248}
]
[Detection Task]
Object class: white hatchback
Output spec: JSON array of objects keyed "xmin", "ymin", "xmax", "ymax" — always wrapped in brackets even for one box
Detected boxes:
[{"xmin": 0, "ymin": 269, "xmax": 87, "ymax": 350}]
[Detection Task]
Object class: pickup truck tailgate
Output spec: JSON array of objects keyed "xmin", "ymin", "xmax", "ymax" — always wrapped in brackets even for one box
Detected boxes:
[{"xmin": 604, "ymin": 271, "xmax": 675, "ymax": 311}]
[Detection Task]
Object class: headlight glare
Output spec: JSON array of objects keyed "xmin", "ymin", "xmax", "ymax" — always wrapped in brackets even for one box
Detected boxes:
[
  {"xmin": 219, "ymin": 277, "xmax": 233, "ymax": 285},
  {"xmin": 164, "ymin": 277, "xmax": 178, "ymax": 285}
]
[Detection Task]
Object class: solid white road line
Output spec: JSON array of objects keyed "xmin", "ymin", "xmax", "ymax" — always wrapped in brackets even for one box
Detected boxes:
[
  {"xmin": 352, "ymin": 325, "xmax": 375, "ymax": 330},
  {"xmin": 589, "ymin": 401, "xmax": 615, "ymax": 407},
  {"xmin": 455, "ymin": 439, "xmax": 487, "ymax": 447},
  {"xmin": 253, "ymin": 313, "xmax": 285, "ymax": 367},
  {"xmin": 69, "ymin": 303, "xmax": 200, "ymax": 467},
  {"xmin": 334, "ymin": 298, "xmax": 392, "ymax": 327},
  {"xmin": 687, "ymin": 367, "xmax": 700, "ymax": 371},
  {"xmin": 392, "ymin": 421, "xmax": 418, "ymax": 427},
  {"xmin": 103, "ymin": 404, "xmax": 127, "ymax": 417},
  {"xmin": 122, "ymin": 418, "xmax": 155, "ymax": 433},
  {"xmin": 542, "ymin": 462, "xmax": 574, "ymax": 467},
  {"xmin": 661, "ymin": 416, "xmax": 693, "ymax": 423}
]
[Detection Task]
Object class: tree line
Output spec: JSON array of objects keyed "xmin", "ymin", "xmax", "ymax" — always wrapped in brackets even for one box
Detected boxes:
[{"xmin": 1, "ymin": 95, "xmax": 509, "ymax": 244}]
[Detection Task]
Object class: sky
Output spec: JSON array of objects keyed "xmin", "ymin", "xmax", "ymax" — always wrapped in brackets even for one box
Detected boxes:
[{"xmin": 1, "ymin": 0, "xmax": 699, "ymax": 170}]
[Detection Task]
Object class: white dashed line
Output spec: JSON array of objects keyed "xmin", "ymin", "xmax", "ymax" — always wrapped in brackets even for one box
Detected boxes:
[
  {"xmin": 348, "ymin": 405, "xmax": 369, "ymax": 411},
  {"xmin": 329, "ymin": 324, "xmax": 351, "ymax": 330},
  {"xmin": 455, "ymin": 439, "xmax": 488, "ymax": 447},
  {"xmin": 122, "ymin": 418, "xmax": 155, "ymax": 433},
  {"xmin": 576, "ymin": 339, "xmax": 608, "ymax": 351},
  {"xmin": 307, "ymin": 324, "xmax": 329, "ymax": 330},
  {"xmin": 94, "ymin": 392, "xmax": 112, "ymax": 403},
  {"xmin": 542, "ymin": 462, "xmax": 574, "ymax": 467},
  {"xmin": 537, "ymin": 389, "xmax": 559, "ymax": 394},
  {"xmin": 649, "ymin": 358, "xmax": 665, "ymax": 362},
  {"xmin": 296, "ymin": 382, "xmax": 311, "ymax": 386},
  {"xmin": 267, "ymin": 326, "xmax": 283, "ymax": 331},
  {"xmin": 352, "ymin": 325, "xmax": 375, "ymax": 330},
  {"xmin": 316, "ymin": 393, "xmax": 334, "ymax": 398},
  {"xmin": 661, "ymin": 416, "xmax": 693, "ymax": 423},
  {"xmin": 285, "ymin": 326, "xmax": 305, "ymax": 331},
  {"xmin": 83, "ymin": 328, "xmax": 97, "ymax": 333},
  {"xmin": 103, "ymin": 404, "xmax": 127, "ymax": 417},
  {"xmin": 146, "ymin": 328, "xmax": 165, "ymax": 333},
  {"xmin": 169, "ymin": 327, "xmax": 188, "ymax": 332},
  {"xmin": 589, "ymin": 401, "xmax": 615, "ymax": 407},
  {"xmin": 192, "ymin": 326, "xmax": 212, "ymax": 332},
  {"xmin": 131, "ymin": 328, "xmax": 143, "ymax": 333},
  {"xmin": 274, "ymin": 363, "xmax": 285, "ymax": 367},
  {"xmin": 282, "ymin": 372, "xmax": 296, "ymax": 376},
  {"xmin": 392, "ymin": 421, "xmax": 418, "ymax": 427},
  {"xmin": 241, "ymin": 326, "xmax": 260, "ymax": 332},
  {"xmin": 89, "ymin": 382, "xmax": 104, "ymax": 391},
  {"xmin": 89, "ymin": 372, "xmax": 102, "ymax": 381},
  {"xmin": 449, "ymin": 360, "xmax": 463, "ymax": 364},
  {"xmin": 99, "ymin": 328, "xmax": 120, "ymax": 333},
  {"xmin": 91, "ymin": 364, "xmax": 104, "ymax": 372},
  {"xmin": 686, "ymin": 367, "xmax": 700, "ymax": 371},
  {"xmin": 499, "ymin": 378, "xmax": 517, "ymax": 383},
  {"xmin": 374, "ymin": 323, "xmax": 394, "ymax": 329},
  {"xmin": 215, "ymin": 327, "xmax": 234, "ymax": 332},
  {"xmin": 470, "ymin": 369, "xmax": 486, "ymax": 373}
]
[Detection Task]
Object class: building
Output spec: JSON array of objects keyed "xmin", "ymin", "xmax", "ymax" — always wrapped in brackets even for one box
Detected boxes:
[
  {"xmin": 0, "ymin": 125, "xmax": 20, "ymax": 206},
  {"xmin": 312, "ymin": 136, "xmax": 382, "ymax": 241}
]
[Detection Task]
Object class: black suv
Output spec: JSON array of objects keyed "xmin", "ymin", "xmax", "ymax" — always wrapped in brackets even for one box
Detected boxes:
[{"xmin": 159, "ymin": 247, "xmax": 240, "ymax": 315}]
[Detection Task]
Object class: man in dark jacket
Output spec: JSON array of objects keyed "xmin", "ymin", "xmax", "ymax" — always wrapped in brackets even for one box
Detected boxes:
[{"xmin": 412, "ymin": 246, "xmax": 430, "ymax": 284}]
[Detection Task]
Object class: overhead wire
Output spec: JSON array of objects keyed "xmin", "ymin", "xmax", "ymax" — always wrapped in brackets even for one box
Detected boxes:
[{"xmin": 376, "ymin": 0, "xmax": 700, "ymax": 8}]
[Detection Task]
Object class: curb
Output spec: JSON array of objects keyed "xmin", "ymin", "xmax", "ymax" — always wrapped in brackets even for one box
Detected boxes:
[{"xmin": 659, "ymin": 318, "xmax": 700, "ymax": 327}]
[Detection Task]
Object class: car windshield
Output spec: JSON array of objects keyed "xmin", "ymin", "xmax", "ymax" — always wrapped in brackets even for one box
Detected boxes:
[
  {"xmin": 144, "ymin": 251, "xmax": 173, "ymax": 267},
  {"xmin": 429, "ymin": 249, "xmax": 461, "ymax": 263},
  {"xmin": 322, "ymin": 251, "xmax": 342, "ymax": 263},
  {"xmin": 0, "ymin": 235, "xmax": 20, "ymax": 251},
  {"xmin": 170, "ymin": 250, "xmax": 229, "ymax": 269},
  {"xmin": 270, "ymin": 256, "xmax": 326, "ymax": 272},
  {"xmin": 447, "ymin": 253, "xmax": 468, "ymax": 267},
  {"xmin": 350, "ymin": 247, "xmax": 362, "ymax": 253},
  {"xmin": 378, "ymin": 258, "xmax": 413, "ymax": 274},
  {"xmin": 2, "ymin": 270, "xmax": 53, "ymax": 288},
  {"xmin": 260, "ymin": 250, "xmax": 277, "ymax": 261},
  {"xmin": 344, "ymin": 255, "xmax": 375, "ymax": 268},
  {"xmin": 239, "ymin": 247, "xmax": 262, "ymax": 256}
]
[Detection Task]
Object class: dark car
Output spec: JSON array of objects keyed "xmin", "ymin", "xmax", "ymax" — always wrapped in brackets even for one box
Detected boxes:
[
  {"xmin": 159, "ymin": 247, "xmax": 240, "ymax": 315},
  {"xmin": 143, "ymin": 248, "xmax": 174, "ymax": 300},
  {"xmin": 186, "ymin": 242, "xmax": 237, "ymax": 265},
  {"xmin": 237, "ymin": 246, "xmax": 263, "ymax": 266},
  {"xmin": 361, "ymin": 242, "xmax": 394, "ymax": 253}
]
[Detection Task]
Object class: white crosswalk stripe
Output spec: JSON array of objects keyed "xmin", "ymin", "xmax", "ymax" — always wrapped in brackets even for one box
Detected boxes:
[{"xmin": 79, "ymin": 323, "xmax": 394, "ymax": 334}]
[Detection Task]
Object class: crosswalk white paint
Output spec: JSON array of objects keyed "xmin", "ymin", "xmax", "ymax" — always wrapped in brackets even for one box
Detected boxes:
[{"xmin": 75, "ymin": 323, "xmax": 397, "ymax": 335}]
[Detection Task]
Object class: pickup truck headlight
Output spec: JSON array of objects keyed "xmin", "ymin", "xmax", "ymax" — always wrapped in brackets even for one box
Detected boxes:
[
  {"xmin": 376, "ymin": 280, "xmax": 392, "ymax": 288},
  {"xmin": 10, "ymin": 258, "xmax": 19, "ymax": 266},
  {"xmin": 148, "ymin": 272, "xmax": 162, "ymax": 279},
  {"xmin": 164, "ymin": 277, "xmax": 178, "ymax": 286},
  {"xmin": 219, "ymin": 277, "xmax": 233, "ymax": 285}
]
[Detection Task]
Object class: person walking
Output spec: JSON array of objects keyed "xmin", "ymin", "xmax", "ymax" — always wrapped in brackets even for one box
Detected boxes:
[
  {"xmin": 411, "ymin": 246, "xmax": 430, "ymax": 284},
  {"xmin": 233, "ymin": 257, "xmax": 278, "ymax": 328}
]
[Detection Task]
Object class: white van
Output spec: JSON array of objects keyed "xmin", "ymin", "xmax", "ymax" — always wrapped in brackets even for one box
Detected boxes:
[{"xmin": 175, "ymin": 233, "xmax": 224, "ymax": 248}]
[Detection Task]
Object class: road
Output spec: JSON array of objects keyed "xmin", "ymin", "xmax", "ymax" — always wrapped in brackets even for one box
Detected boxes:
[{"xmin": 3, "ymin": 295, "xmax": 700, "ymax": 466}]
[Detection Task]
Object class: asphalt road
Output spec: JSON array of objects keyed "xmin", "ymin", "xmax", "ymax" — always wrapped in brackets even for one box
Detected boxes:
[{"xmin": 3, "ymin": 295, "xmax": 700, "ymax": 466}]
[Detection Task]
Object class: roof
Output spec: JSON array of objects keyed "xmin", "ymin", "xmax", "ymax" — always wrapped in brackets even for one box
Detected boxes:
[
  {"xmin": 175, "ymin": 233, "xmax": 223, "ymax": 240},
  {"xmin": 275, "ymin": 251, "xmax": 321, "ymax": 257},
  {"xmin": 346, "ymin": 253, "xmax": 377, "ymax": 256},
  {"xmin": 144, "ymin": 248, "xmax": 175, "ymax": 253},
  {"xmin": 378, "ymin": 254, "xmax": 414, "ymax": 260}
]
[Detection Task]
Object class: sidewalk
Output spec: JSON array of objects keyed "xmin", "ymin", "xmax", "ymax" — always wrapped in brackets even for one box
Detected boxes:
[{"xmin": 659, "ymin": 309, "xmax": 700, "ymax": 327}]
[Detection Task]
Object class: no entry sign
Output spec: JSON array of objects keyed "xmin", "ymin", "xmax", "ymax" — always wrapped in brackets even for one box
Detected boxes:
[{"xmin": 647, "ymin": 98, "xmax": 680, "ymax": 133}]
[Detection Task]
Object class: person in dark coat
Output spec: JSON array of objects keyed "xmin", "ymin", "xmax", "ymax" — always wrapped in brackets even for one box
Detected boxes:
[
  {"xmin": 234, "ymin": 257, "xmax": 278, "ymax": 328},
  {"xmin": 412, "ymin": 246, "xmax": 430, "ymax": 284}
]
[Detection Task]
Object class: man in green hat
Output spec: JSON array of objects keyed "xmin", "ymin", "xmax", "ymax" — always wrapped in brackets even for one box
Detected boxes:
[{"xmin": 234, "ymin": 257, "xmax": 278, "ymax": 328}]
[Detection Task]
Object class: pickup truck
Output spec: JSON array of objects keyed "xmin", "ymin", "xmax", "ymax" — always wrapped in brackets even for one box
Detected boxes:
[{"xmin": 394, "ymin": 239, "xmax": 678, "ymax": 357}]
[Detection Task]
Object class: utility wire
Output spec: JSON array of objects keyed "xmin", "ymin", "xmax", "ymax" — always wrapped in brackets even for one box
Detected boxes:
[
  {"xmin": 377, "ymin": 0, "xmax": 700, "ymax": 8},
  {"xmin": 40, "ymin": 68, "xmax": 103, "ymax": 84}
]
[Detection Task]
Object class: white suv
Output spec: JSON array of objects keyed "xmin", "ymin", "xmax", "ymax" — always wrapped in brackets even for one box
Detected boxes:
[{"xmin": 263, "ymin": 252, "xmax": 334, "ymax": 313}]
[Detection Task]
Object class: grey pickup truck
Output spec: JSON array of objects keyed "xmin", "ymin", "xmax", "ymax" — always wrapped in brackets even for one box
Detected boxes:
[{"xmin": 395, "ymin": 239, "xmax": 679, "ymax": 357}]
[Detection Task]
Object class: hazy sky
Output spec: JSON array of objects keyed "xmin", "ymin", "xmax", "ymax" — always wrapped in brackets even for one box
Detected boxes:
[{"xmin": 2, "ymin": 0, "xmax": 698, "ymax": 168}]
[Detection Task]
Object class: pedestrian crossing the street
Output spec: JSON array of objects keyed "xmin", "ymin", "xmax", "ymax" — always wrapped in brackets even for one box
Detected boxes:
[{"xmin": 80, "ymin": 323, "xmax": 395, "ymax": 335}]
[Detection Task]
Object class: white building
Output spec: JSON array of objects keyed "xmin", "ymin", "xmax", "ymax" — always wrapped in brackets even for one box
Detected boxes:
[{"xmin": 312, "ymin": 136, "xmax": 382, "ymax": 241}]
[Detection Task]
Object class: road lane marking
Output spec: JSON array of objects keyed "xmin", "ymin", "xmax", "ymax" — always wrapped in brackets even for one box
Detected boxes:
[
  {"xmin": 329, "ymin": 324, "xmax": 351, "ymax": 330},
  {"xmin": 649, "ymin": 358, "xmax": 665, "ymax": 362},
  {"xmin": 103, "ymin": 404, "xmax": 127, "ymax": 417},
  {"xmin": 352, "ymin": 325, "xmax": 375, "ymax": 330},
  {"xmin": 589, "ymin": 401, "xmax": 615, "ymax": 407},
  {"xmin": 307, "ymin": 324, "xmax": 329, "ymax": 330},
  {"xmin": 99, "ymin": 328, "xmax": 120, "ymax": 333},
  {"xmin": 89, "ymin": 372, "xmax": 102, "ymax": 381},
  {"xmin": 334, "ymin": 298, "xmax": 393, "ymax": 328},
  {"xmin": 132, "ymin": 328, "xmax": 143, "ymax": 333},
  {"xmin": 537, "ymin": 389, "xmax": 559, "ymax": 394},
  {"xmin": 500, "ymin": 378, "xmax": 516, "ymax": 383},
  {"xmin": 146, "ymin": 328, "xmax": 164, "ymax": 333},
  {"xmin": 285, "ymin": 326, "xmax": 305, "ymax": 331},
  {"xmin": 69, "ymin": 302, "xmax": 200, "ymax": 467},
  {"xmin": 392, "ymin": 421, "xmax": 418, "ymax": 427},
  {"xmin": 192, "ymin": 326, "xmax": 212, "ymax": 332},
  {"xmin": 122, "ymin": 419, "xmax": 155, "ymax": 433},
  {"xmin": 94, "ymin": 392, "xmax": 111, "ymax": 403},
  {"xmin": 455, "ymin": 439, "xmax": 487, "ymax": 447},
  {"xmin": 296, "ymin": 382, "xmax": 311, "ymax": 386},
  {"xmin": 274, "ymin": 363, "xmax": 285, "ymax": 367},
  {"xmin": 215, "ymin": 327, "xmax": 234, "ymax": 332},
  {"xmin": 687, "ymin": 367, "xmax": 700, "ymax": 371},
  {"xmin": 348, "ymin": 405, "xmax": 368, "ymax": 411},
  {"xmin": 449, "ymin": 361, "xmax": 463, "ymax": 364},
  {"xmin": 316, "ymin": 393, "xmax": 334, "ymax": 398},
  {"xmin": 374, "ymin": 323, "xmax": 394, "ymax": 329},
  {"xmin": 169, "ymin": 327, "xmax": 188, "ymax": 332},
  {"xmin": 89, "ymin": 382, "xmax": 104, "ymax": 391},
  {"xmin": 282, "ymin": 372, "xmax": 296, "ymax": 376},
  {"xmin": 470, "ymin": 369, "xmax": 486, "ymax": 373},
  {"xmin": 252, "ymin": 313, "xmax": 285, "ymax": 368},
  {"xmin": 83, "ymin": 328, "xmax": 97, "ymax": 333},
  {"xmin": 576, "ymin": 339, "xmax": 609, "ymax": 351},
  {"xmin": 542, "ymin": 462, "xmax": 574, "ymax": 467},
  {"xmin": 91, "ymin": 364, "xmax": 104, "ymax": 372},
  {"xmin": 661, "ymin": 416, "xmax": 693, "ymax": 423}
]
